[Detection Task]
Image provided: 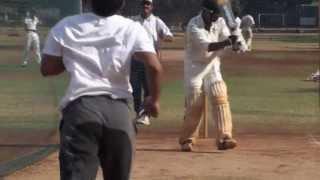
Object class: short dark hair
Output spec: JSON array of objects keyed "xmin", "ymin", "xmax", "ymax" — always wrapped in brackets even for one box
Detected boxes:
[
  {"xmin": 202, "ymin": 0, "xmax": 219, "ymax": 13},
  {"xmin": 91, "ymin": 0, "xmax": 125, "ymax": 17}
]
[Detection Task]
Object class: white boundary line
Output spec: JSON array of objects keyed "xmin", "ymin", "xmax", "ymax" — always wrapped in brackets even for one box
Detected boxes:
[{"xmin": 308, "ymin": 134, "xmax": 320, "ymax": 147}]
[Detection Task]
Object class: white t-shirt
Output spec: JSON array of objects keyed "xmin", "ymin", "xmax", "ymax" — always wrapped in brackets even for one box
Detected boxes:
[
  {"xmin": 24, "ymin": 16, "xmax": 39, "ymax": 31},
  {"xmin": 43, "ymin": 13, "xmax": 156, "ymax": 109},
  {"xmin": 131, "ymin": 14, "xmax": 173, "ymax": 50},
  {"xmin": 184, "ymin": 14, "xmax": 230, "ymax": 90}
]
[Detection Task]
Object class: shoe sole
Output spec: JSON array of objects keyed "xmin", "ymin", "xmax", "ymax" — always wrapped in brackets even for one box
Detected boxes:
[
  {"xmin": 181, "ymin": 144, "xmax": 193, "ymax": 152},
  {"xmin": 217, "ymin": 140, "xmax": 237, "ymax": 150}
]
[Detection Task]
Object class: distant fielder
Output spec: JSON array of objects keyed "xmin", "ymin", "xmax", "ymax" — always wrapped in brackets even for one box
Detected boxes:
[
  {"xmin": 231, "ymin": 0, "xmax": 254, "ymax": 51},
  {"xmin": 241, "ymin": 14, "xmax": 255, "ymax": 51},
  {"xmin": 22, "ymin": 12, "xmax": 41, "ymax": 67},
  {"xmin": 179, "ymin": 0, "xmax": 247, "ymax": 152}
]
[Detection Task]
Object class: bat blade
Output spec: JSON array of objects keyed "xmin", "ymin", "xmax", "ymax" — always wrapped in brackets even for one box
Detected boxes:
[{"xmin": 216, "ymin": 0, "xmax": 237, "ymax": 29}]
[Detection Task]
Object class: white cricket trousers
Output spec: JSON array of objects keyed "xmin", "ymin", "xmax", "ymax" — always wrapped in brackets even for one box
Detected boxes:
[
  {"xmin": 179, "ymin": 81, "xmax": 233, "ymax": 145},
  {"xmin": 23, "ymin": 31, "xmax": 41, "ymax": 64},
  {"xmin": 242, "ymin": 29, "xmax": 253, "ymax": 51}
]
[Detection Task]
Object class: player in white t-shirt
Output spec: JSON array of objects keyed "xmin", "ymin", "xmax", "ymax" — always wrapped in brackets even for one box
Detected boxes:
[
  {"xmin": 41, "ymin": 0, "xmax": 162, "ymax": 179},
  {"xmin": 22, "ymin": 12, "xmax": 41, "ymax": 67}
]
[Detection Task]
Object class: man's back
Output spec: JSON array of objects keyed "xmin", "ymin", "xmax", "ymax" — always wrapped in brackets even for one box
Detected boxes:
[
  {"xmin": 43, "ymin": 13, "xmax": 155, "ymax": 108},
  {"xmin": 41, "ymin": 1, "xmax": 162, "ymax": 178}
]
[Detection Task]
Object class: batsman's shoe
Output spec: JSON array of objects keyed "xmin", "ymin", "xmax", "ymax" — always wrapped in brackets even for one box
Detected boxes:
[
  {"xmin": 180, "ymin": 140, "xmax": 193, "ymax": 152},
  {"xmin": 134, "ymin": 109, "xmax": 151, "ymax": 126},
  {"xmin": 216, "ymin": 137, "xmax": 237, "ymax": 150}
]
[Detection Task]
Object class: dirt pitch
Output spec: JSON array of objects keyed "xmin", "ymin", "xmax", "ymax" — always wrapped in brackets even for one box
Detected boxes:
[
  {"xmin": 4, "ymin": 131, "xmax": 320, "ymax": 180},
  {"xmin": 4, "ymin": 37, "xmax": 320, "ymax": 180}
]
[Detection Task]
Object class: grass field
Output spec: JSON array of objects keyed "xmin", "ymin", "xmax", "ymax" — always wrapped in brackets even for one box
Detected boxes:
[
  {"xmin": 162, "ymin": 32, "xmax": 320, "ymax": 49},
  {"xmin": 1, "ymin": 28, "xmax": 320, "ymax": 179},
  {"xmin": 277, "ymin": 35, "xmax": 320, "ymax": 43},
  {"xmin": 155, "ymin": 54, "xmax": 320, "ymax": 133}
]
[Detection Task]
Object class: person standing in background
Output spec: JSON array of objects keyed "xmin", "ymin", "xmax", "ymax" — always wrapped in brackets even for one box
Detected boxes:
[
  {"xmin": 22, "ymin": 11, "xmax": 41, "ymax": 67},
  {"xmin": 130, "ymin": 0, "xmax": 173, "ymax": 125},
  {"xmin": 241, "ymin": 14, "xmax": 255, "ymax": 51}
]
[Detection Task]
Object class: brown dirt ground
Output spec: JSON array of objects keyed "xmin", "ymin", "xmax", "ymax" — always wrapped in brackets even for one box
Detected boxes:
[
  {"xmin": 5, "ymin": 131, "xmax": 320, "ymax": 180},
  {"xmin": 4, "ymin": 39, "xmax": 320, "ymax": 180}
]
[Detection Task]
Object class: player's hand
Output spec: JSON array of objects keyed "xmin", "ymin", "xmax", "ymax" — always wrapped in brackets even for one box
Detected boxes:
[
  {"xmin": 163, "ymin": 35, "xmax": 173, "ymax": 42},
  {"xmin": 144, "ymin": 96, "xmax": 160, "ymax": 118},
  {"xmin": 228, "ymin": 35, "xmax": 238, "ymax": 46}
]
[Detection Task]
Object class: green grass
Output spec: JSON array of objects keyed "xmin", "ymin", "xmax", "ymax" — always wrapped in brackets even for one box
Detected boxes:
[
  {"xmin": 151, "ymin": 75, "xmax": 319, "ymax": 134},
  {"xmin": 0, "ymin": 65, "xmax": 63, "ymax": 130},
  {"xmin": 164, "ymin": 33, "xmax": 320, "ymax": 49},
  {"xmin": 0, "ymin": 30, "xmax": 318, "ymax": 135},
  {"xmin": 273, "ymin": 35, "xmax": 320, "ymax": 44}
]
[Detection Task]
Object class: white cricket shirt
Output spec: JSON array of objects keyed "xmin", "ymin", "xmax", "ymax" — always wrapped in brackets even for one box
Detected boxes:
[
  {"xmin": 131, "ymin": 14, "xmax": 173, "ymax": 50},
  {"xmin": 43, "ymin": 13, "xmax": 156, "ymax": 109},
  {"xmin": 24, "ymin": 16, "xmax": 39, "ymax": 31},
  {"xmin": 241, "ymin": 15, "xmax": 255, "ymax": 30},
  {"xmin": 184, "ymin": 14, "xmax": 230, "ymax": 90}
]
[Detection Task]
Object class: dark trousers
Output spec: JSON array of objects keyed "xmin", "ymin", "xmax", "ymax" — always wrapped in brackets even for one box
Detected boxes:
[
  {"xmin": 59, "ymin": 95, "xmax": 135, "ymax": 180},
  {"xmin": 130, "ymin": 59, "xmax": 149, "ymax": 114}
]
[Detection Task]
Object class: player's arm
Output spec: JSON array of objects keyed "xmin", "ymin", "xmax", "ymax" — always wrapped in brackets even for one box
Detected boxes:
[
  {"xmin": 23, "ymin": 18, "xmax": 28, "ymax": 31},
  {"xmin": 41, "ymin": 55, "xmax": 65, "ymax": 76},
  {"xmin": 190, "ymin": 25, "xmax": 231, "ymax": 53},
  {"xmin": 156, "ymin": 18, "xmax": 173, "ymax": 42},
  {"xmin": 207, "ymin": 39, "xmax": 232, "ymax": 52},
  {"xmin": 134, "ymin": 52, "xmax": 162, "ymax": 117},
  {"xmin": 209, "ymin": 19, "xmax": 236, "ymax": 52},
  {"xmin": 41, "ymin": 27, "xmax": 65, "ymax": 77},
  {"xmin": 162, "ymin": 34, "xmax": 173, "ymax": 42},
  {"xmin": 132, "ymin": 23, "xmax": 163, "ymax": 117}
]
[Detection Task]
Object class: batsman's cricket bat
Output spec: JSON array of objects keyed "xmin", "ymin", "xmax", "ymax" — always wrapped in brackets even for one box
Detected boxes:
[
  {"xmin": 216, "ymin": 0, "xmax": 237, "ymax": 30},
  {"xmin": 215, "ymin": 0, "xmax": 248, "ymax": 52}
]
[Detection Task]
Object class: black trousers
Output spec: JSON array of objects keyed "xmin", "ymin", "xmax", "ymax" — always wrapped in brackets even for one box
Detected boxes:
[
  {"xmin": 59, "ymin": 95, "xmax": 135, "ymax": 180},
  {"xmin": 130, "ymin": 59, "xmax": 149, "ymax": 114}
]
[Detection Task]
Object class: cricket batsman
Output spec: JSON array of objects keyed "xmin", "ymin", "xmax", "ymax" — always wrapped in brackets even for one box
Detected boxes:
[
  {"xmin": 179, "ymin": 0, "xmax": 246, "ymax": 151},
  {"xmin": 22, "ymin": 11, "xmax": 41, "ymax": 67}
]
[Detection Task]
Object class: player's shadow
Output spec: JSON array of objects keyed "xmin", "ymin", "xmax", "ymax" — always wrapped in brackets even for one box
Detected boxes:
[{"xmin": 136, "ymin": 148, "xmax": 222, "ymax": 154}]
